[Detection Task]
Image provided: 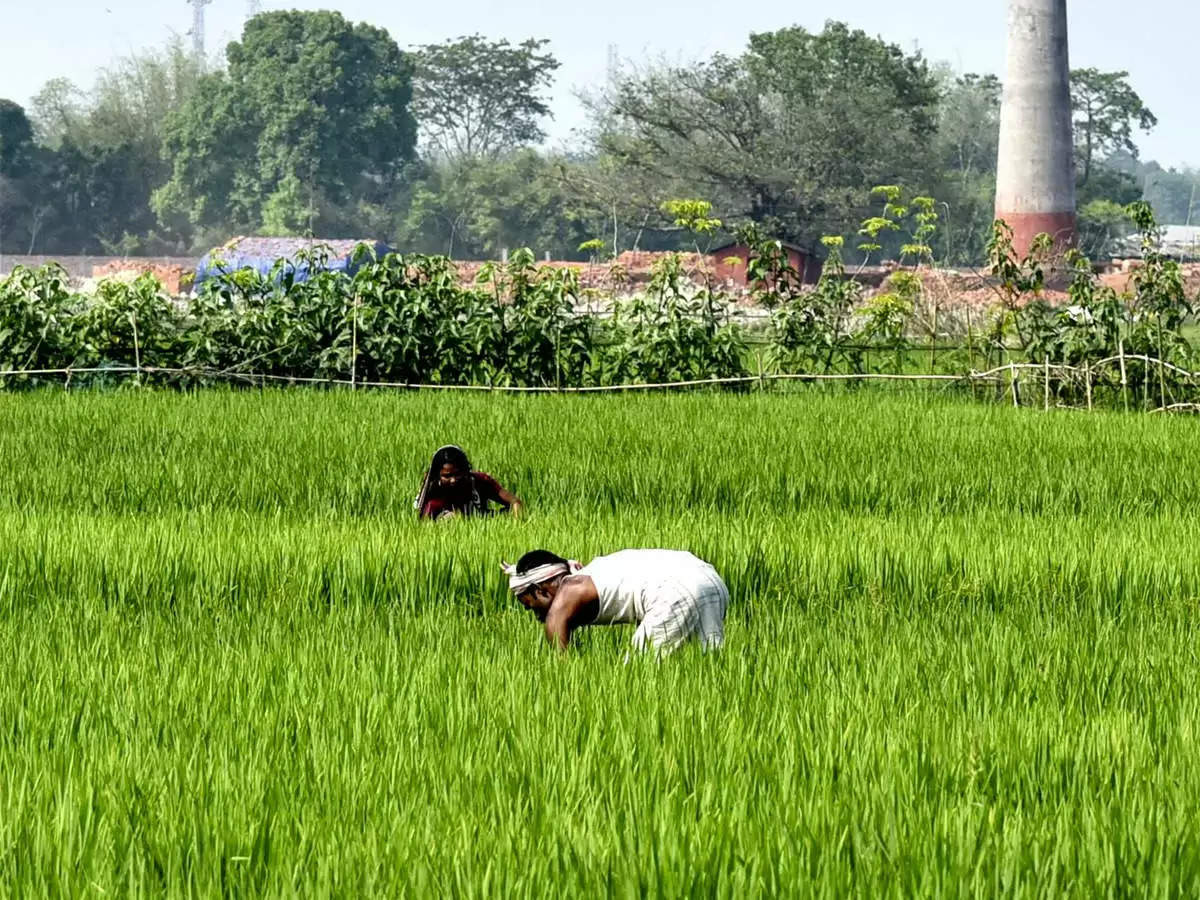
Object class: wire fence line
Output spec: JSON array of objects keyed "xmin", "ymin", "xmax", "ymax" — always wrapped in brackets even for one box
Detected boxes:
[
  {"xmin": 0, "ymin": 365, "xmax": 973, "ymax": 391},
  {"xmin": 1, "ymin": 349, "xmax": 1199, "ymax": 415}
]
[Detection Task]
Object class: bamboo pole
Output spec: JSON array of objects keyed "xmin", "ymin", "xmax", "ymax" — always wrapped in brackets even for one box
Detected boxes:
[
  {"xmin": 1091, "ymin": 354, "xmax": 1195, "ymax": 379},
  {"xmin": 1119, "ymin": 340, "xmax": 1129, "ymax": 412},
  {"xmin": 930, "ymin": 304, "xmax": 937, "ymax": 373},
  {"xmin": 130, "ymin": 312, "xmax": 142, "ymax": 386},
  {"xmin": 1085, "ymin": 360, "xmax": 1093, "ymax": 411},
  {"xmin": 1153, "ymin": 403, "xmax": 1200, "ymax": 415},
  {"xmin": 350, "ymin": 293, "xmax": 359, "ymax": 390},
  {"xmin": 1010, "ymin": 363, "xmax": 1020, "ymax": 408},
  {"xmin": 1160, "ymin": 355, "xmax": 1167, "ymax": 410},
  {"xmin": 0, "ymin": 366, "xmax": 142, "ymax": 377},
  {"xmin": 1158, "ymin": 315, "xmax": 1167, "ymax": 410},
  {"xmin": 965, "ymin": 305, "xmax": 976, "ymax": 401}
]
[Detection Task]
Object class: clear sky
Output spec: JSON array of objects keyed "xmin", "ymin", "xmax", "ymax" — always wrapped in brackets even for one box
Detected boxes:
[{"xmin": 0, "ymin": 0, "xmax": 1192, "ymax": 167}]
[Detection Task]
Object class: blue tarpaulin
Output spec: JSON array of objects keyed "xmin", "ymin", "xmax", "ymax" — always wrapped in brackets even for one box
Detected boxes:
[{"xmin": 194, "ymin": 237, "xmax": 393, "ymax": 289}]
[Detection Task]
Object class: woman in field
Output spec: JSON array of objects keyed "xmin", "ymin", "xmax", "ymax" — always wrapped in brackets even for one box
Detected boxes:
[
  {"xmin": 416, "ymin": 445, "xmax": 523, "ymax": 521},
  {"xmin": 504, "ymin": 548, "xmax": 728, "ymax": 655}
]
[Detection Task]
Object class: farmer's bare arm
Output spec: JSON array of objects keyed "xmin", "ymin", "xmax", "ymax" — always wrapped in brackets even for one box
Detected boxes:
[
  {"xmin": 496, "ymin": 485, "xmax": 524, "ymax": 518},
  {"xmin": 544, "ymin": 578, "xmax": 599, "ymax": 651}
]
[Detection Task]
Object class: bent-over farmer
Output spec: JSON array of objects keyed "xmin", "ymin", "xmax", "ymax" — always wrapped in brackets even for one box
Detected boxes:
[{"xmin": 503, "ymin": 549, "xmax": 728, "ymax": 654}]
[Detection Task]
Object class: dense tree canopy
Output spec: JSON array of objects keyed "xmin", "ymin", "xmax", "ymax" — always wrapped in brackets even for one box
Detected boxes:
[
  {"xmin": 1071, "ymin": 68, "xmax": 1158, "ymax": 186},
  {"xmin": 411, "ymin": 35, "xmax": 559, "ymax": 163},
  {"xmin": 1, "ymin": 42, "xmax": 204, "ymax": 255},
  {"xmin": 0, "ymin": 100, "xmax": 38, "ymax": 255},
  {"xmin": 395, "ymin": 151, "xmax": 595, "ymax": 259},
  {"xmin": 154, "ymin": 10, "xmax": 416, "ymax": 241},
  {"xmin": 588, "ymin": 22, "xmax": 941, "ymax": 249},
  {"xmin": 1141, "ymin": 161, "xmax": 1200, "ymax": 226},
  {"xmin": 927, "ymin": 72, "xmax": 1002, "ymax": 264},
  {"xmin": 1, "ymin": 16, "xmax": 1190, "ymax": 264},
  {"xmin": 0, "ymin": 100, "xmax": 35, "ymax": 177}
]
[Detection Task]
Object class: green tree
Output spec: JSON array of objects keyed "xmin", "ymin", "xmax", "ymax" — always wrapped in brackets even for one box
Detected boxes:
[
  {"xmin": 396, "ymin": 150, "xmax": 596, "ymax": 259},
  {"xmin": 0, "ymin": 100, "xmax": 35, "ymax": 176},
  {"xmin": 553, "ymin": 152, "xmax": 687, "ymax": 255},
  {"xmin": 15, "ymin": 41, "xmax": 205, "ymax": 254},
  {"xmin": 467, "ymin": 151, "xmax": 595, "ymax": 258},
  {"xmin": 27, "ymin": 78, "xmax": 86, "ymax": 149},
  {"xmin": 930, "ymin": 72, "xmax": 1001, "ymax": 265},
  {"xmin": 155, "ymin": 10, "xmax": 416, "ymax": 243},
  {"xmin": 1141, "ymin": 162, "xmax": 1200, "ymax": 226},
  {"xmin": 1071, "ymin": 68, "xmax": 1157, "ymax": 187},
  {"xmin": 0, "ymin": 100, "xmax": 38, "ymax": 256},
  {"xmin": 1077, "ymin": 198, "xmax": 1130, "ymax": 258},
  {"xmin": 1098, "ymin": 152, "xmax": 1199, "ymax": 227},
  {"xmin": 586, "ymin": 21, "xmax": 939, "ymax": 250},
  {"xmin": 410, "ymin": 35, "xmax": 560, "ymax": 163},
  {"xmin": 6, "ymin": 88, "xmax": 77, "ymax": 254},
  {"xmin": 87, "ymin": 39, "xmax": 204, "ymax": 152}
]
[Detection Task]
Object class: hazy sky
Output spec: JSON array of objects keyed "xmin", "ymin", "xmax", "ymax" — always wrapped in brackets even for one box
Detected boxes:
[{"xmin": 1, "ymin": 0, "xmax": 1192, "ymax": 167}]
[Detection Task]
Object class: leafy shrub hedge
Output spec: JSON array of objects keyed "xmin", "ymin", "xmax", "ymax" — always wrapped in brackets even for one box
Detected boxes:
[
  {"xmin": 0, "ymin": 247, "xmax": 747, "ymax": 388},
  {"xmin": 1, "ymin": 202, "xmax": 1196, "ymax": 407}
]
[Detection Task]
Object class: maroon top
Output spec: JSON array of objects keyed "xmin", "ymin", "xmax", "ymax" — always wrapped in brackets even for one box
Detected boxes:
[{"xmin": 421, "ymin": 471, "xmax": 506, "ymax": 520}]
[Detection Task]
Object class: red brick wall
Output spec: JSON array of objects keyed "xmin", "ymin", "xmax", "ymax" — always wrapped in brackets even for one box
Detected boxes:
[{"xmin": 0, "ymin": 255, "xmax": 196, "ymax": 278}]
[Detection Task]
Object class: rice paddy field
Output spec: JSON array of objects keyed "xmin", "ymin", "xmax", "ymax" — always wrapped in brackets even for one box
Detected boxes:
[{"xmin": 3, "ymin": 387, "xmax": 1200, "ymax": 896}]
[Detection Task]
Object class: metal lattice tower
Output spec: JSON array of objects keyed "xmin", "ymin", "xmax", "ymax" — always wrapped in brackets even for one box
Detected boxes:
[
  {"xmin": 247, "ymin": 0, "xmax": 263, "ymax": 19},
  {"xmin": 187, "ymin": 0, "xmax": 212, "ymax": 61}
]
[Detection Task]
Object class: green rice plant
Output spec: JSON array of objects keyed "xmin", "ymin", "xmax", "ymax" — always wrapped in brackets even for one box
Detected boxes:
[{"xmin": 1, "ymin": 391, "xmax": 1200, "ymax": 895}]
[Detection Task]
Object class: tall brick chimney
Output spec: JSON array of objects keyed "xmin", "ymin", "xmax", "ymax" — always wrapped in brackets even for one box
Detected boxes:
[{"xmin": 995, "ymin": 0, "xmax": 1076, "ymax": 256}]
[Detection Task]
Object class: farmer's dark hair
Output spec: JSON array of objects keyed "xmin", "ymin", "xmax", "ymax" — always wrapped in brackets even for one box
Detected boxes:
[
  {"xmin": 516, "ymin": 550, "xmax": 567, "ymax": 573},
  {"xmin": 431, "ymin": 445, "xmax": 471, "ymax": 473}
]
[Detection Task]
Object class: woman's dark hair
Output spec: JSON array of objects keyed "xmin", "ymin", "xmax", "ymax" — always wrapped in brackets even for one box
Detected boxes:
[
  {"xmin": 431, "ymin": 445, "xmax": 471, "ymax": 474},
  {"xmin": 516, "ymin": 550, "xmax": 567, "ymax": 573}
]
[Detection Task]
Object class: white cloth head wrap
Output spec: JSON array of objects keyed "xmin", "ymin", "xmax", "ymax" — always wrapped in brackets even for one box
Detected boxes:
[{"xmin": 501, "ymin": 559, "xmax": 582, "ymax": 594}]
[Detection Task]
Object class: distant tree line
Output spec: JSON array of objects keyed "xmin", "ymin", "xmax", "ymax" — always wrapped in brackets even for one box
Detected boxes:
[{"xmin": 0, "ymin": 12, "xmax": 1188, "ymax": 263}]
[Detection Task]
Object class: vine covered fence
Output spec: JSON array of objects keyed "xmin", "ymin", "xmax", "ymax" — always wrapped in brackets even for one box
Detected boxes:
[
  {"xmin": 0, "ymin": 200, "xmax": 1197, "ymax": 412},
  {"xmin": 3, "ymin": 352, "xmax": 1200, "ymax": 415}
]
